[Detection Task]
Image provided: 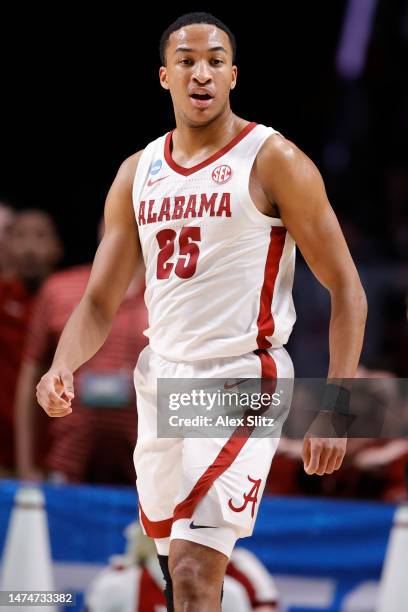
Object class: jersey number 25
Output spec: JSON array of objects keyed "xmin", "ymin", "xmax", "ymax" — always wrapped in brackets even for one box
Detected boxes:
[{"xmin": 156, "ymin": 227, "xmax": 201, "ymax": 279}]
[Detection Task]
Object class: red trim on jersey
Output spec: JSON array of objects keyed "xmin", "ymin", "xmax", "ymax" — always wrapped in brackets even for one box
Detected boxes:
[
  {"xmin": 164, "ymin": 122, "xmax": 257, "ymax": 176},
  {"xmin": 256, "ymin": 226, "xmax": 287, "ymax": 349},
  {"xmin": 139, "ymin": 502, "xmax": 173, "ymax": 538},
  {"xmin": 255, "ymin": 348, "xmax": 278, "ymax": 387}
]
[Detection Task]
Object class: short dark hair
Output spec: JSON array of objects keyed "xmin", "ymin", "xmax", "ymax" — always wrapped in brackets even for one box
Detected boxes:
[{"xmin": 159, "ymin": 12, "xmax": 236, "ymax": 65}]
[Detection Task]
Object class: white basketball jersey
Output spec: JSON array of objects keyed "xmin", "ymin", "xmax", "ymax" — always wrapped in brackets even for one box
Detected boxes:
[{"xmin": 132, "ymin": 122, "xmax": 296, "ymax": 362}]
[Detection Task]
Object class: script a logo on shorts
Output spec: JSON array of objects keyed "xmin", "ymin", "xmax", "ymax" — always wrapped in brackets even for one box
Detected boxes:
[
  {"xmin": 228, "ymin": 475, "xmax": 261, "ymax": 518},
  {"xmin": 212, "ymin": 164, "xmax": 232, "ymax": 184},
  {"xmin": 149, "ymin": 159, "xmax": 163, "ymax": 176}
]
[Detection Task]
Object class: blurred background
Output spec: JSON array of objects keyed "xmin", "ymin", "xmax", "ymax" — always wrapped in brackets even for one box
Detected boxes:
[{"xmin": 0, "ymin": 1, "xmax": 407, "ymax": 610}]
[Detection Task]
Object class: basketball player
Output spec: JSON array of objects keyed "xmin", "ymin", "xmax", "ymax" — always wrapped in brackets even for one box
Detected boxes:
[{"xmin": 36, "ymin": 12, "xmax": 367, "ymax": 612}]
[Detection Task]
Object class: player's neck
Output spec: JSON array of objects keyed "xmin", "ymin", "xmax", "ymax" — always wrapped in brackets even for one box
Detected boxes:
[{"xmin": 172, "ymin": 111, "xmax": 248, "ymax": 161}]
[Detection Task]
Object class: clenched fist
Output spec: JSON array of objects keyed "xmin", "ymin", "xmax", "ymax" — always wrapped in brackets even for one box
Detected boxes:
[
  {"xmin": 301, "ymin": 410, "xmax": 348, "ymax": 475},
  {"xmin": 302, "ymin": 436, "xmax": 347, "ymax": 475},
  {"xmin": 36, "ymin": 369, "xmax": 75, "ymax": 417}
]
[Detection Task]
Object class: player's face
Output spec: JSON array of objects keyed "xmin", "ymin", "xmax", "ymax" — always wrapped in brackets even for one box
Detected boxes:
[{"xmin": 159, "ymin": 24, "xmax": 237, "ymax": 127}]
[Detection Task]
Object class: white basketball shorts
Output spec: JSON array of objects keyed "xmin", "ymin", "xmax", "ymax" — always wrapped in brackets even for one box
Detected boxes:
[{"xmin": 133, "ymin": 345, "xmax": 294, "ymax": 558}]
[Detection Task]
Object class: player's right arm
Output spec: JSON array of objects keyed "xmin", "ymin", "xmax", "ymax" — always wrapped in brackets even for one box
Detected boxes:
[{"xmin": 36, "ymin": 151, "xmax": 143, "ymax": 418}]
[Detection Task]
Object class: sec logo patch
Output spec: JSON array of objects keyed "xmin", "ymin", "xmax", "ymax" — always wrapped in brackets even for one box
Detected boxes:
[{"xmin": 212, "ymin": 165, "xmax": 232, "ymax": 184}]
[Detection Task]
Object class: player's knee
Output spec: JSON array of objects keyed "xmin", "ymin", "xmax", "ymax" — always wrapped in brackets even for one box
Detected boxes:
[{"xmin": 171, "ymin": 558, "xmax": 214, "ymax": 601}]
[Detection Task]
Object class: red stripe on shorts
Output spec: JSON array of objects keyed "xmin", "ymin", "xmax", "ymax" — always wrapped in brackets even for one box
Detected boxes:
[
  {"xmin": 172, "ymin": 350, "xmax": 277, "ymax": 523},
  {"xmin": 139, "ymin": 501, "xmax": 173, "ymax": 538}
]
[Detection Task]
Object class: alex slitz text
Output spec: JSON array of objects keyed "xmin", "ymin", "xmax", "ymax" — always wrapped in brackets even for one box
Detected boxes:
[{"xmin": 168, "ymin": 414, "xmax": 276, "ymax": 428}]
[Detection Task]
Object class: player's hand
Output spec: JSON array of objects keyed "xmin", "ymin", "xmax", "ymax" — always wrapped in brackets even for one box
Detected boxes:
[
  {"xmin": 302, "ymin": 436, "xmax": 346, "ymax": 475},
  {"xmin": 301, "ymin": 411, "xmax": 347, "ymax": 475},
  {"xmin": 36, "ymin": 368, "xmax": 74, "ymax": 417}
]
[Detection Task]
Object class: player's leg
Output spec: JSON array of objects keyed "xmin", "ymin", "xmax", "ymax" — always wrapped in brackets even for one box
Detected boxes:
[
  {"xmin": 169, "ymin": 539, "xmax": 228, "ymax": 612},
  {"xmin": 143, "ymin": 346, "xmax": 292, "ymax": 608},
  {"xmin": 162, "ymin": 431, "xmax": 273, "ymax": 610},
  {"xmin": 164, "ymin": 346, "xmax": 293, "ymax": 608},
  {"xmin": 158, "ymin": 507, "xmax": 237, "ymax": 610}
]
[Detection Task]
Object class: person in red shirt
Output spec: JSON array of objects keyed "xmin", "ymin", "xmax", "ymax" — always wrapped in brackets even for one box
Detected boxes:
[
  {"xmin": 0, "ymin": 209, "xmax": 62, "ymax": 474},
  {"xmin": 15, "ymin": 263, "xmax": 148, "ymax": 484}
]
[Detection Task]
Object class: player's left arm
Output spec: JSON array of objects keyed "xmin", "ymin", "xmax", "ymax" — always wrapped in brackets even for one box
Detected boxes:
[{"xmin": 256, "ymin": 135, "xmax": 367, "ymax": 476}]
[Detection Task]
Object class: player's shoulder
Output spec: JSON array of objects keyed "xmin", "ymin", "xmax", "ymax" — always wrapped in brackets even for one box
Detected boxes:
[
  {"xmin": 256, "ymin": 131, "xmax": 320, "ymax": 191},
  {"xmin": 257, "ymin": 132, "xmax": 304, "ymax": 169}
]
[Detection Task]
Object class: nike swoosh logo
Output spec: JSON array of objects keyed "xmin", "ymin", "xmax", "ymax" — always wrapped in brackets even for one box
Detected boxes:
[
  {"xmin": 147, "ymin": 175, "xmax": 169, "ymax": 187},
  {"xmin": 189, "ymin": 521, "xmax": 217, "ymax": 530},
  {"xmin": 224, "ymin": 378, "xmax": 251, "ymax": 390}
]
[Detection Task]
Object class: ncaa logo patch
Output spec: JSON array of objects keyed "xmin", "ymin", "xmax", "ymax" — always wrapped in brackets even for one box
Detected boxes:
[
  {"xmin": 150, "ymin": 159, "xmax": 162, "ymax": 175},
  {"xmin": 212, "ymin": 164, "xmax": 232, "ymax": 184}
]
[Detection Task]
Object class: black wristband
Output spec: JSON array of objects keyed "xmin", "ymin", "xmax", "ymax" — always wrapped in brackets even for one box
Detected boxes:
[{"xmin": 321, "ymin": 384, "xmax": 351, "ymax": 416}]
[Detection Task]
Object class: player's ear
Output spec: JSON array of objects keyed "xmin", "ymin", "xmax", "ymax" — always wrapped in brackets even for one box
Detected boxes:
[
  {"xmin": 231, "ymin": 65, "xmax": 238, "ymax": 90},
  {"xmin": 159, "ymin": 66, "xmax": 170, "ymax": 90}
]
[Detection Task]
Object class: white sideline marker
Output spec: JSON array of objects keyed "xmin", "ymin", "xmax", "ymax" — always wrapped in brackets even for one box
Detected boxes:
[
  {"xmin": 377, "ymin": 504, "xmax": 408, "ymax": 612},
  {"xmin": 1, "ymin": 487, "xmax": 55, "ymax": 612}
]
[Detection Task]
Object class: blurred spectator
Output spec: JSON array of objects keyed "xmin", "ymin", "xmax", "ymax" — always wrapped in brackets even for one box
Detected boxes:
[
  {"xmin": 15, "ymin": 261, "xmax": 148, "ymax": 485},
  {"xmin": 0, "ymin": 209, "xmax": 62, "ymax": 475},
  {"xmin": 351, "ymin": 438, "xmax": 408, "ymax": 502},
  {"xmin": 0, "ymin": 202, "xmax": 16, "ymax": 279},
  {"xmin": 85, "ymin": 521, "xmax": 278, "ymax": 611},
  {"xmin": 346, "ymin": 365, "xmax": 408, "ymax": 502},
  {"xmin": 7, "ymin": 209, "xmax": 62, "ymax": 291},
  {"xmin": 265, "ymin": 438, "xmax": 303, "ymax": 497},
  {"xmin": 85, "ymin": 522, "xmax": 167, "ymax": 612},
  {"xmin": 226, "ymin": 547, "xmax": 279, "ymax": 610}
]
